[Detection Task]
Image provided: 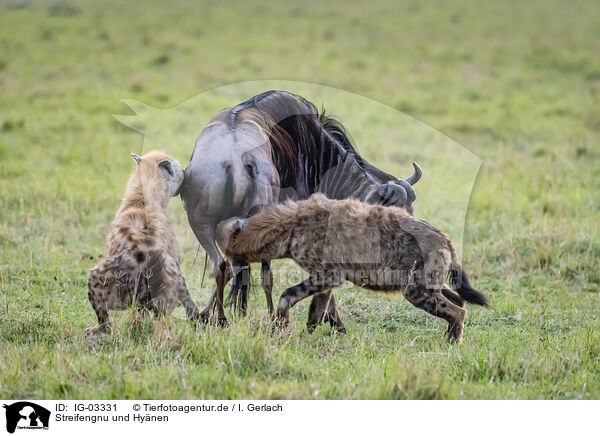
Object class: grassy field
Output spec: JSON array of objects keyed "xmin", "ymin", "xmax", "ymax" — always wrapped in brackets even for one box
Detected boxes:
[{"xmin": 1, "ymin": 0, "xmax": 599, "ymax": 399}]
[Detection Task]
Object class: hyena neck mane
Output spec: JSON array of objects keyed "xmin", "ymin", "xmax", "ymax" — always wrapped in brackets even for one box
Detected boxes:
[{"xmin": 119, "ymin": 175, "xmax": 165, "ymax": 214}]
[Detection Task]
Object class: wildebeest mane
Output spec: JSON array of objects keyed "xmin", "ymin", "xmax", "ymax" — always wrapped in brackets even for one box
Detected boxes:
[{"xmin": 227, "ymin": 90, "xmax": 398, "ymax": 200}]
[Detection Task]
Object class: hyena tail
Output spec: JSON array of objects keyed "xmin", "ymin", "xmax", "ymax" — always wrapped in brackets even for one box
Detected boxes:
[
  {"xmin": 448, "ymin": 243, "xmax": 489, "ymax": 307},
  {"xmin": 449, "ymin": 263, "xmax": 489, "ymax": 307}
]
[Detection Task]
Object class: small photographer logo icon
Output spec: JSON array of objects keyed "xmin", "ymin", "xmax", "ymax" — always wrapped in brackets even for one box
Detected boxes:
[{"xmin": 3, "ymin": 402, "xmax": 50, "ymax": 434}]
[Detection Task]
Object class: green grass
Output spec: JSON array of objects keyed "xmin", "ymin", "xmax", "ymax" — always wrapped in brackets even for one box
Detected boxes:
[{"xmin": 1, "ymin": 0, "xmax": 599, "ymax": 399}]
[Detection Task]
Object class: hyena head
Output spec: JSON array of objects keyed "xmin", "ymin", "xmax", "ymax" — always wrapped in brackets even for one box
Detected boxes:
[
  {"xmin": 130, "ymin": 150, "xmax": 184, "ymax": 208},
  {"xmin": 216, "ymin": 217, "xmax": 248, "ymax": 256},
  {"xmin": 216, "ymin": 215, "xmax": 290, "ymax": 263}
]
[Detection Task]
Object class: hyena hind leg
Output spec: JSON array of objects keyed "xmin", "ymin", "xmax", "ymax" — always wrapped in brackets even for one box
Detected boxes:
[
  {"xmin": 134, "ymin": 252, "xmax": 201, "ymax": 325},
  {"xmin": 138, "ymin": 252, "xmax": 182, "ymax": 317},
  {"xmin": 402, "ymin": 285, "xmax": 467, "ymax": 343},
  {"xmin": 441, "ymin": 284, "xmax": 466, "ymax": 308},
  {"xmin": 86, "ymin": 265, "xmax": 135, "ymax": 336}
]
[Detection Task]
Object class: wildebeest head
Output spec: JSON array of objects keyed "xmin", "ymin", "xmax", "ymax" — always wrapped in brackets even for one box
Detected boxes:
[{"xmin": 362, "ymin": 161, "xmax": 422, "ymax": 215}]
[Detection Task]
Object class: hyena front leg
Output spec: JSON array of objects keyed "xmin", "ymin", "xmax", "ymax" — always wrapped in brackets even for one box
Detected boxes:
[
  {"xmin": 402, "ymin": 285, "xmax": 466, "ymax": 343},
  {"xmin": 86, "ymin": 275, "xmax": 110, "ymax": 335},
  {"xmin": 276, "ymin": 273, "xmax": 342, "ymax": 329},
  {"xmin": 177, "ymin": 273, "xmax": 201, "ymax": 322},
  {"xmin": 307, "ymin": 291, "xmax": 346, "ymax": 334}
]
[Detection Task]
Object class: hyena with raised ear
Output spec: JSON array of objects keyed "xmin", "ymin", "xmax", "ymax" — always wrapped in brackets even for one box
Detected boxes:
[
  {"xmin": 217, "ymin": 194, "xmax": 489, "ymax": 342},
  {"xmin": 86, "ymin": 150, "xmax": 200, "ymax": 335}
]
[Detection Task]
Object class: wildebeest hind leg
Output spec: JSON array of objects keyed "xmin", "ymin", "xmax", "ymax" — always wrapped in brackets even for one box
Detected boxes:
[
  {"xmin": 230, "ymin": 260, "xmax": 250, "ymax": 316},
  {"xmin": 210, "ymin": 260, "xmax": 231, "ymax": 326},
  {"xmin": 307, "ymin": 291, "xmax": 346, "ymax": 334},
  {"xmin": 261, "ymin": 261, "xmax": 274, "ymax": 317}
]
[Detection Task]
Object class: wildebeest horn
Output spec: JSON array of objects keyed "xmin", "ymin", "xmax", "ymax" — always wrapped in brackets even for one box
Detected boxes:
[{"xmin": 405, "ymin": 161, "xmax": 422, "ymax": 186}]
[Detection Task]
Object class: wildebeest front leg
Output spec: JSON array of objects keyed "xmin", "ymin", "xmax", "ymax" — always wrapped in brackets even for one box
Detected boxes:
[
  {"xmin": 307, "ymin": 291, "xmax": 346, "ymax": 333},
  {"xmin": 261, "ymin": 261, "xmax": 274, "ymax": 317}
]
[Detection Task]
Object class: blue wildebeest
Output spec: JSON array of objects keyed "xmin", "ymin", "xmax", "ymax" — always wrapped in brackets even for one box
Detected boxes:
[{"xmin": 180, "ymin": 90, "xmax": 422, "ymax": 330}]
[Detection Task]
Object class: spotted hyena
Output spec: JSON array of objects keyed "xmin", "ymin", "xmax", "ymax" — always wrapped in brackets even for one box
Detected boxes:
[
  {"xmin": 217, "ymin": 194, "xmax": 488, "ymax": 342},
  {"xmin": 86, "ymin": 151, "xmax": 199, "ymax": 335}
]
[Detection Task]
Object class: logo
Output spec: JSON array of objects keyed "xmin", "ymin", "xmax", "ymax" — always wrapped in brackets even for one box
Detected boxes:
[{"xmin": 2, "ymin": 402, "xmax": 50, "ymax": 434}]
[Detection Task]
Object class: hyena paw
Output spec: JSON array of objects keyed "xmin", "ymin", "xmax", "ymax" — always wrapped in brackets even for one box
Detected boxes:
[
  {"xmin": 334, "ymin": 325, "xmax": 347, "ymax": 335},
  {"xmin": 306, "ymin": 323, "xmax": 318, "ymax": 334},
  {"xmin": 85, "ymin": 323, "xmax": 110, "ymax": 336},
  {"xmin": 445, "ymin": 323, "xmax": 463, "ymax": 344}
]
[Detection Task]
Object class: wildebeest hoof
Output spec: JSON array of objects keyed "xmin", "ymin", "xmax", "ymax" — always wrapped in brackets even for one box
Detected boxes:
[
  {"xmin": 306, "ymin": 323, "xmax": 317, "ymax": 334},
  {"xmin": 273, "ymin": 316, "xmax": 289, "ymax": 330},
  {"xmin": 217, "ymin": 317, "xmax": 228, "ymax": 327}
]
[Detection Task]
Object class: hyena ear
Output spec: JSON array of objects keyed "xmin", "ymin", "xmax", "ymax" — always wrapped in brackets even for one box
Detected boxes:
[
  {"xmin": 158, "ymin": 159, "xmax": 175, "ymax": 180},
  {"xmin": 232, "ymin": 218, "xmax": 248, "ymax": 234},
  {"xmin": 131, "ymin": 153, "xmax": 141, "ymax": 165}
]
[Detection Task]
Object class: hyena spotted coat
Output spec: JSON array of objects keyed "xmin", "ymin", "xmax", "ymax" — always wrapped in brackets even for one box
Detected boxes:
[
  {"xmin": 217, "ymin": 194, "xmax": 488, "ymax": 342},
  {"xmin": 86, "ymin": 151, "xmax": 199, "ymax": 334}
]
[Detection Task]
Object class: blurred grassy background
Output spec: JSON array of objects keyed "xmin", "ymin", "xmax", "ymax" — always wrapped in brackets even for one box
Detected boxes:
[{"xmin": 0, "ymin": 0, "xmax": 599, "ymax": 399}]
